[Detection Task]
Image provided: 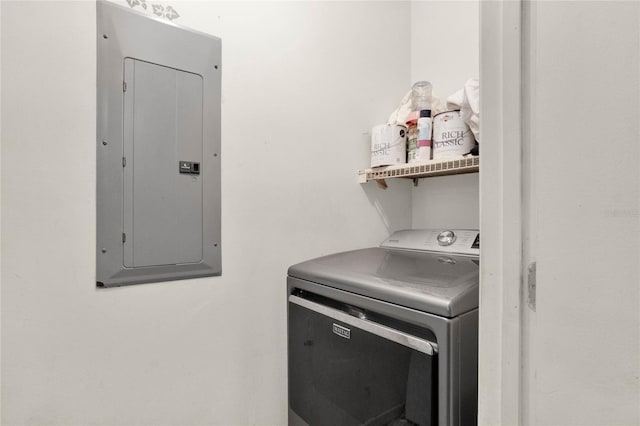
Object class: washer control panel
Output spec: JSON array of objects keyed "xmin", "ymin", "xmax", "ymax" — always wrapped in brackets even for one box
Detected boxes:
[{"xmin": 381, "ymin": 229, "xmax": 480, "ymax": 256}]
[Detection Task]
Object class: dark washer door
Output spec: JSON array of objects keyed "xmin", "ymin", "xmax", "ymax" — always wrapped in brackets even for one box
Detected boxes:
[{"xmin": 288, "ymin": 294, "xmax": 437, "ymax": 426}]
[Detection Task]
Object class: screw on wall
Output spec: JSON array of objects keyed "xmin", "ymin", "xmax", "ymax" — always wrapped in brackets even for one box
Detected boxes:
[
  {"xmin": 103, "ymin": 34, "xmax": 108, "ymax": 39},
  {"xmin": 101, "ymin": 248, "xmax": 107, "ymax": 253},
  {"xmin": 102, "ymin": 141, "xmax": 108, "ymax": 146}
]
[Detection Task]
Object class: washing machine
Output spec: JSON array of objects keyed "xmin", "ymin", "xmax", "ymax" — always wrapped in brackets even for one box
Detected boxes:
[{"xmin": 287, "ymin": 229, "xmax": 479, "ymax": 426}]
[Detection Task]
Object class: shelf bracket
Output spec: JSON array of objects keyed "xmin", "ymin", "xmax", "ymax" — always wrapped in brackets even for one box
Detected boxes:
[
  {"xmin": 413, "ymin": 178, "xmax": 419, "ymax": 187},
  {"xmin": 375, "ymin": 179, "xmax": 388, "ymax": 190}
]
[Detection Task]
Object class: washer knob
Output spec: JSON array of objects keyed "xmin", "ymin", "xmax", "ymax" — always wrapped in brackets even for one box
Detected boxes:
[{"xmin": 437, "ymin": 230, "xmax": 457, "ymax": 246}]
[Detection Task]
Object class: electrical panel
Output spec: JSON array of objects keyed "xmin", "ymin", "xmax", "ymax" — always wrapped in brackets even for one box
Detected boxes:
[{"xmin": 97, "ymin": 1, "xmax": 221, "ymax": 287}]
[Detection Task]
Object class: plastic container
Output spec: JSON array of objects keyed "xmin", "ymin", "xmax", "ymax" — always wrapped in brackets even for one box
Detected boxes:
[{"xmin": 411, "ymin": 81, "xmax": 433, "ymax": 111}]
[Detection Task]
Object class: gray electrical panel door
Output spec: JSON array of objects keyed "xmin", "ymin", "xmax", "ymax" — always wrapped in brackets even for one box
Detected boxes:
[
  {"xmin": 97, "ymin": 1, "xmax": 221, "ymax": 287},
  {"xmin": 123, "ymin": 59, "xmax": 203, "ymax": 267}
]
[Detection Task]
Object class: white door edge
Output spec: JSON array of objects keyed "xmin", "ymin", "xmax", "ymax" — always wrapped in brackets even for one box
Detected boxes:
[{"xmin": 478, "ymin": 1, "xmax": 524, "ymax": 424}]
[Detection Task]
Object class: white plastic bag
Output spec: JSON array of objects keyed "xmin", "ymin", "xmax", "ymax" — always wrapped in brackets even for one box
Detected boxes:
[
  {"xmin": 387, "ymin": 90, "xmax": 412, "ymax": 126},
  {"xmin": 446, "ymin": 78, "xmax": 480, "ymax": 142}
]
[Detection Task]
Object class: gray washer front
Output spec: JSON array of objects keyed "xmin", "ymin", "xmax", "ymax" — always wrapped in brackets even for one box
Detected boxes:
[{"xmin": 287, "ymin": 229, "xmax": 479, "ymax": 426}]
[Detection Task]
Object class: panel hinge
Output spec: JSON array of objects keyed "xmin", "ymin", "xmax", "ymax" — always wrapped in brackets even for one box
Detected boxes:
[
  {"xmin": 122, "ymin": 157, "xmax": 126, "ymax": 167},
  {"xmin": 122, "ymin": 233, "xmax": 127, "ymax": 243},
  {"xmin": 527, "ymin": 262, "xmax": 537, "ymax": 311},
  {"xmin": 123, "ymin": 81, "xmax": 127, "ymax": 92}
]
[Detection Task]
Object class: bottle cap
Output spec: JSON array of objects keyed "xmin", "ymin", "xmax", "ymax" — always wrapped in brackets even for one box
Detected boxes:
[
  {"xmin": 405, "ymin": 110, "xmax": 420, "ymax": 124},
  {"xmin": 419, "ymin": 109, "xmax": 431, "ymax": 118}
]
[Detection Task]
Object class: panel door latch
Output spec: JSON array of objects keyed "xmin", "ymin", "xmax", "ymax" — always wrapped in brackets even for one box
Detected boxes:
[{"xmin": 179, "ymin": 161, "xmax": 200, "ymax": 175}]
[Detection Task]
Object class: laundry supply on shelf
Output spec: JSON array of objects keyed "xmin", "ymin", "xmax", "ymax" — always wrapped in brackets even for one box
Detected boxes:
[
  {"xmin": 370, "ymin": 124, "xmax": 407, "ymax": 168},
  {"xmin": 432, "ymin": 110, "xmax": 476, "ymax": 160},
  {"xmin": 406, "ymin": 112, "xmax": 419, "ymax": 163},
  {"xmin": 416, "ymin": 109, "xmax": 432, "ymax": 162},
  {"xmin": 381, "ymin": 79, "xmax": 481, "ymax": 165},
  {"xmin": 406, "ymin": 81, "xmax": 432, "ymax": 163}
]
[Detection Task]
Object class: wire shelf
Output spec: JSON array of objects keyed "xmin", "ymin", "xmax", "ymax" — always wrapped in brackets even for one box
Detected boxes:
[{"xmin": 358, "ymin": 156, "xmax": 479, "ymax": 187}]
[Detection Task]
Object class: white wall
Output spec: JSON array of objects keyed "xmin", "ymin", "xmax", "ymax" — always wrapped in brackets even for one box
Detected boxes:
[
  {"xmin": 0, "ymin": 2, "xmax": 411, "ymax": 424},
  {"xmin": 410, "ymin": 0, "xmax": 479, "ymax": 230},
  {"xmin": 522, "ymin": 2, "xmax": 640, "ymax": 424},
  {"xmin": 410, "ymin": 0, "xmax": 479, "ymax": 103}
]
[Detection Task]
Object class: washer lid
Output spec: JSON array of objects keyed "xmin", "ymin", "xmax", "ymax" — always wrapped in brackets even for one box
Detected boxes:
[{"xmin": 288, "ymin": 246, "xmax": 479, "ymax": 318}]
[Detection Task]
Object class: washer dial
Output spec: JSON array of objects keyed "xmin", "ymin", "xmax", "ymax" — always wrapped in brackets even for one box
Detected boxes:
[{"xmin": 437, "ymin": 230, "xmax": 457, "ymax": 246}]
